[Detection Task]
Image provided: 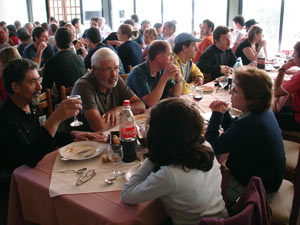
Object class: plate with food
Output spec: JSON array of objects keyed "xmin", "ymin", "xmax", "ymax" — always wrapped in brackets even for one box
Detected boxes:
[
  {"xmin": 134, "ymin": 114, "xmax": 149, "ymax": 126},
  {"xmin": 200, "ymin": 86, "xmax": 214, "ymax": 94},
  {"xmin": 59, "ymin": 141, "xmax": 108, "ymax": 160}
]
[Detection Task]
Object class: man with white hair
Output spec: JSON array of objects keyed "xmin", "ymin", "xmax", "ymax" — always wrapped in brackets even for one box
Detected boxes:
[
  {"xmin": 72, "ymin": 47, "xmax": 145, "ymax": 132},
  {"xmin": 99, "ymin": 17, "xmax": 111, "ymax": 39}
]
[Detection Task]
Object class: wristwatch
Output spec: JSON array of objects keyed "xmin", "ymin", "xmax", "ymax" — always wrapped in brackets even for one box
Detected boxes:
[
  {"xmin": 175, "ymin": 78, "xmax": 183, "ymax": 84},
  {"xmin": 278, "ymin": 67, "xmax": 286, "ymax": 73}
]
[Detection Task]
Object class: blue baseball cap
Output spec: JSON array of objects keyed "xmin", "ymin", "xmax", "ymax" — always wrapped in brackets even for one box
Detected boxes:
[{"xmin": 174, "ymin": 32, "xmax": 201, "ymax": 44}]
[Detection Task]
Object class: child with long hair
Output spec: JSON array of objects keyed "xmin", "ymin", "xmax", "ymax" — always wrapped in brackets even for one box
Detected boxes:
[{"xmin": 121, "ymin": 98, "xmax": 227, "ymax": 225}]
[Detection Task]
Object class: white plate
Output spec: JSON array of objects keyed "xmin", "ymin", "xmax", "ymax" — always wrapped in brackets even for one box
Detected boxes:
[
  {"xmin": 59, "ymin": 141, "xmax": 108, "ymax": 160},
  {"xmin": 124, "ymin": 164, "xmax": 142, "ymax": 181}
]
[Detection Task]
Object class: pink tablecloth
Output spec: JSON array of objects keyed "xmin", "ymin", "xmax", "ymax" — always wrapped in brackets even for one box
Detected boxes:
[{"xmin": 7, "ymin": 151, "xmax": 168, "ymax": 225}]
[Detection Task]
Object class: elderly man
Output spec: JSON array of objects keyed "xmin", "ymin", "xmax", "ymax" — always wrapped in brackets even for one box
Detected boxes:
[
  {"xmin": 127, "ymin": 40, "xmax": 182, "ymax": 108},
  {"xmin": 163, "ymin": 21, "xmax": 177, "ymax": 49},
  {"xmin": 99, "ymin": 17, "xmax": 111, "ymax": 40},
  {"xmin": 173, "ymin": 33, "xmax": 204, "ymax": 94},
  {"xmin": 22, "ymin": 26, "xmax": 54, "ymax": 68},
  {"xmin": 72, "ymin": 47, "xmax": 145, "ymax": 132},
  {"xmin": 197, "ymin": 26, "xmax": 236, "ymax": 81}
]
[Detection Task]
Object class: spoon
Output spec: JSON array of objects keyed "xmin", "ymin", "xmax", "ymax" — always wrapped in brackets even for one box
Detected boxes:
[{"xmin": 104, "ymin": 177, "xmax": 117, "ymax": 184}]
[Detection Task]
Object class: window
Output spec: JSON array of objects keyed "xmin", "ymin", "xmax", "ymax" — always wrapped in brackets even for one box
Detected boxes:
[
  {"xmin": 1, "ymin": 0, "xmax": 28, "ymax": 24},
  {"xmin": 163, "ymin": 0, "xmax": 193, "ymax": 33},
  {"xmin": 32, "ymin": 0, "xmax": 47, "ymax": 23},
  {"xmin": 111, "ymin": 0, "xmax": 134, "ymax": 31},
  {"xmin": 48, "ymin": 0, "xmax": 81, "ymax": 23},
  {"xmin": 136, "ymin": 0, "xmax": 162, "ymax": 26},
  {"xmin": 281, "ymin": 0, "xmax": 300, "ymax": 51},
  {"xmin": 194, "ymin": 0, "xmax": 227, "ymax": 33},
  {"xmin": 242, "ymin": 0, "xmax": 281, "ymax": 57},
  {"xmin": 82, "ymin": 0, "xmax": 102, "ymax": 25}
]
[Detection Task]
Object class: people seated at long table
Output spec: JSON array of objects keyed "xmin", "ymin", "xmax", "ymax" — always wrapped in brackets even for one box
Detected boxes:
[
  {"xmin": 121, "ymin": 98, "xmax": 228, "ymax": 225},
  {"xmin": 72, "ymin": 47, "xmax": 145, "ymax": 132},
  {"xmin": 205, "ymin": 67, "xmax": 285, "ymax": 204},
  {"xmin": 127, "ymin": 40, "xmax": 182, "ymax": 108},
  {"xmin": 274, "ymin": 41, "xmax": 300, "ymax": 131}
]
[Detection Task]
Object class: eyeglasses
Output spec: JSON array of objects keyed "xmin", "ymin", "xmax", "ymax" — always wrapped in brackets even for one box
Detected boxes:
[
  {"xmin": 76, "ymin": 169, "xmax": 96, "ymax": 186},
  {"xmin": 99, "ymin": 67, "xmax": 120, "ymax": 75}
]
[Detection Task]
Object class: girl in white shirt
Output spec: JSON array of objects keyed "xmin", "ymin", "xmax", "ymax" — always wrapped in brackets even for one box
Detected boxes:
[{"xmin": 121, "ymin": 98, "xmax": 228, "ymax": 225}]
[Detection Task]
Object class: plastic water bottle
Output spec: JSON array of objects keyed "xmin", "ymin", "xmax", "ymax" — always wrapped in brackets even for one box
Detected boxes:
[
  {"xmin": 231, "ymin": 57, "xmax": 243, "ymax": 86},
  {"xmin": 119, "ymin": 100, "xmax": 137, "ymax": 162}
]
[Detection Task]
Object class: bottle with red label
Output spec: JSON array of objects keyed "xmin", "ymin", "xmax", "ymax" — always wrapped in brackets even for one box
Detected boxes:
[{"xmin": 119, "ymin": 100, "xmax": 137, "ymax": 162}]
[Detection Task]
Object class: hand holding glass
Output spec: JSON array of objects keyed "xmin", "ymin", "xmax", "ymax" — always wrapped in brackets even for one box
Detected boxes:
[
  {"xmin": 67, "ymin": 95, "xmax": 83, "ymax": 127},
  {"xmin": 108, "ymin": 144, "xmax": 124, "ymax": 175}
]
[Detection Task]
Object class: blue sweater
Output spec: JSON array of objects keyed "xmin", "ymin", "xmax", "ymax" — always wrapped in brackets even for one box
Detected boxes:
[
  {"xmin": 205, "ymin": 110, "xmax": 285, "ymax": 193},
  {"xmin": 117, "ymin": 41, "xmax": 142, "ymax": 73}
]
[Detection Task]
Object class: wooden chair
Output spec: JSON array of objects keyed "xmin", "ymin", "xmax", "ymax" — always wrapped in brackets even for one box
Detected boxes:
[
  {"xmin": 38, "ymin": 88, "xmax": 53, "ymax": 116},
  {"xmin": 282, "ymin": 130, "xmax": 300, "ymax": 143},
  {"xmin": 220, "ymin": 164, "xmax": 230, "ymax": 207},
  {"xmin": 120, "ymin": 73, "xmax": 129, "ymax": 82},
  {"xmin": 283, "ymin": 140, "xmax": 300, "ymax": 182},
  {"xmin": 60, "ymin": 85, "xmax": 73, "ymax": 101},
  {"xmin": 269, "ymin": 146, "xmax": 300, "ymax": 225}
]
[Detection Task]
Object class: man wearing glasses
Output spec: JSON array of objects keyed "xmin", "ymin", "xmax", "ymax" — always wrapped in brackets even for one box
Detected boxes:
[{"xmin": 72, "ymin": 47, "xmax": 145, "ymax": 132}]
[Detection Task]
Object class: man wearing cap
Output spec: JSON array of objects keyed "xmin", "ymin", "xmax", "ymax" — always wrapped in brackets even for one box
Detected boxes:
[
  {"xmin": 239, "ymin": 19, "xmax": 258, "ymax": 43},
  {"xmin": 127, "ymin": 40, "xmax": 182, "ymax": 108},
  {"xmin": 173, "ymin": 32, "xmax": 204, "ymax": 94}
]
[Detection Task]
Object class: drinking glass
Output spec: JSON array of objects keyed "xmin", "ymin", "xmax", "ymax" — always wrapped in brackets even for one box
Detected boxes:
[
  {"xmin": 108, "ymin": 144, "xmax": 124, "ymax": 175},
  {"xmin": 193, "ymin": 86, "xmax": 203, "ymax": 102},
  {"xmin": 219, "ymin": 76, "xmax": 228, "ymax": 89},
  {"xmin": 67, "ymin": 95, "xmax": 83, "ymax": 127}
]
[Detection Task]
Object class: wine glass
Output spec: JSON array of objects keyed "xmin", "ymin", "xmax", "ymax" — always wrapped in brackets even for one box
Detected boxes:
[
  {"xmin": 193, "ymin": 86, "xmax": 203, "ymax": 102},
  {"xmin": 108, "ymin": 144, "xmax": 124, "ymax": 175},
  {"xmin": 67, "ymin": 95, "xmax": 83, "ymax": 127}
]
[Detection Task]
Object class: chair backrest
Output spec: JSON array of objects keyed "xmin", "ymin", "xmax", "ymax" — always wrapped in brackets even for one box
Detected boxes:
[
  {"xmin": 38, "ymin": 88, "xmax": 53, "ymax": 116},
  {"xmin": 199, "ymin": 177, "xmax": 272, "ymax": 225},
  {"xmin": 220, "ymin": 164, "xmax": 230, "ymax": 207},
  {"xmin": 60, "ymin": 85, "xmax": 73, "ymax": 101},
  {"xmin": 120, "ymin": 74, "xmax": 129, "ymax": 82}
]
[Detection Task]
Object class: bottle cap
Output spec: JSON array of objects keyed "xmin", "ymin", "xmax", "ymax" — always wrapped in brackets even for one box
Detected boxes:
[{"xmin": 123, "ymin": 100, "xmax": 130, "ymax": 106}]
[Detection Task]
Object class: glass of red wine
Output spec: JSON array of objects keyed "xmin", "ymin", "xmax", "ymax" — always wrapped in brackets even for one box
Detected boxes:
[{"xmin": 193, "ymin": 86, "xmax": 203, "ymax": 102}]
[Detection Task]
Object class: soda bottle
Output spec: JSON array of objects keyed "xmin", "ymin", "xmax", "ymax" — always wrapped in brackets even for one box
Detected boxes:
[
  {"xmin": 257, "ymin": 48, "xmax": 265, "ymax": 70},
  {"xmin": 119, "ymin": 100, "xmax": 137, "ymax": 162}
]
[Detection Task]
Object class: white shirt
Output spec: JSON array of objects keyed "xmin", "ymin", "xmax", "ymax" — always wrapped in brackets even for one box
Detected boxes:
[
  {"xmin": 166, "ymin": 33, "xmax": 177, "ymax": 50},
  {"xmin": 100, "ymin": 24, "xmax": 112, "ymax": 39},
  {"xmin": 121, "ymin": 143, "xmax": 228, "ymax": 225}
]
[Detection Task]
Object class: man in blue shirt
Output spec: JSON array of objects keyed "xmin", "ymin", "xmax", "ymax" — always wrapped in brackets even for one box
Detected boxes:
[{"xmin": 127, "ymin": 40, "xmax": 182, "ymax": 107}]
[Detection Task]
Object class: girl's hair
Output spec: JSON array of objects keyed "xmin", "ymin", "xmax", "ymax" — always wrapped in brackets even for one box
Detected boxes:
[
  {"xmin": 248, "ymin": 25, "xmax": 262, "ymax": 43},
  {"xmin": 0, "ymin": 47, "xmax": 21, "ymax": 66},
  {"xmin": 118, "ymin": 24, "xmax": 134, "ymax": 38},
  {"xmin": 147, "ymin": 98, "xmax": 214, "ymax": 172}
]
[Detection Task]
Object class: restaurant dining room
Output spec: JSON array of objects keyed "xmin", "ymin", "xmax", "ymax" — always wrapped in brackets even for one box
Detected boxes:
[{"xmin": 1, "ymin": 0, "xmax": 300, "ymax": 225}]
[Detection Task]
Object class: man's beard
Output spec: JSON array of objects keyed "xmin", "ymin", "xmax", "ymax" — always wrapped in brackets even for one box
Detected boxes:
[
  {"xmin": 100, "ymin": 77, "xmax": 118, "ymax": 89},
  {"xmin": 32, "ymin": 90, "xmax": 42, "ymax": 105}
]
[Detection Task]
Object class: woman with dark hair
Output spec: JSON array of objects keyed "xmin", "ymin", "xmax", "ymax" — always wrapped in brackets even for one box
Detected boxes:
[
  {"xmin": 205, "ymin": 67, "xmax": 285, "ymax": 204},
  {"xmin": 7, "ymin": 24, "xmax": 19, "ymax": 46},
  {"xmin": 235, "ymin": 25, "xmax": 266, "ymax": 65},
  {"xmin": 121, "ymin": 98, "xmax": 228, "ymax": 225},
  {"xmin": 117, "ymin": 24, "xmax": 142, "ymax": 73}
]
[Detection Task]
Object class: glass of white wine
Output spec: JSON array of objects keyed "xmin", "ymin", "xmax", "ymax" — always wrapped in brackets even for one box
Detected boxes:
[{"xmin": 67, "ymin": 95, "xmax": 83, "ymax": 127}]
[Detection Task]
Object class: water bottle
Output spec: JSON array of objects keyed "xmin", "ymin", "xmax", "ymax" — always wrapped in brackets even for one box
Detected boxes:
[
  {"xmin": 231, "ymin": 57, "xmax": 243, "ymax": 87},
  {"xmin": 257, "ymin": 48, "xmax": 265, "ymax": 70},
  {"xmin": 119, "ymin": 100, "xmax": 137, "ymax": 162}
]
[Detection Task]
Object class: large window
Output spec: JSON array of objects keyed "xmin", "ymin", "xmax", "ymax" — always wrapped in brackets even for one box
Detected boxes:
[
  {"xmin": 243, "ymin": 0, "xmax": 281, "ymax": 57},
  {"xmin": 1, "ymin": 0, "xmax": 28, "ymax": 24},
  {"xmin": 163, "ymin": 0, "xmax": 193, "ymax": 33},
  {"xmin": 194, "ymin": 0, "xmax": 227, "ymax": 33},
  {"xmin": 281, "ymin": 0, "xmax": 300, "ymax": 51},
  {"xmin": 136, "ymin": 0, "xmax": 161, "ymax": 26},
  {"xmin": 32, "ymin": 0, "xmax": 47, "ymax": 23},
  {"xmin": 48, "ymin": 0, "xmax": 81, "ymax": 23},
  {"xmin": 111, "ymin": 0, "xmax": 134, "ymax": 31}
]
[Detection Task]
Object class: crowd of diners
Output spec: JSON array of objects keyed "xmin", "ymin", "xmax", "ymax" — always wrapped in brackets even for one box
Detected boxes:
[{"xmin": 0, "ymin": 13, "xmax": 299, "ymax": 225}]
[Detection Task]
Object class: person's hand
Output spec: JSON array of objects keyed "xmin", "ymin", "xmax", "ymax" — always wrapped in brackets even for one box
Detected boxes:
[
  {"xmin": 163, "ymin": 64, "xmax": 180, "ymax": 81},
  {"xmin": 220, "ymin": 66, "xmax": 229, "ymax": 75},
  {"xmin": 71, "ymin": 131, "xmax": 108, "ymax": 142},
  {"xmin": 102, "ymin": 106, "xmax": 122, "ymax": 126},
  {"xmin": 53, "ymin": 98, "xmax": 82, "ymax": 122},
  {"xmin": 37, "ymin": 41, "xmax": 47, "ymax": 54},
  {"xmin": 75, "ymin": 40, "xmax": 83, "ymax": 50},
  {"xmin": 193, "ymin": 76, "xmax": 204, "ymax": 86},
  {"xmin": 282, "ymin": 58, "xmax": 296, "ymax": 71},
  {"xmin": 258, "ymin": 40, "xmax": 266, "ymax": 48},
  {"xmin": 106, "ymin": 40, "xmax": 123, "ymax": 46},
  {"xmin": 209, "ymin": 100, "xmax": 229, "ymax": 114},
  {"xmin": 225, "ymin": 67, "xmax": 232, "ymax": 76}
]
